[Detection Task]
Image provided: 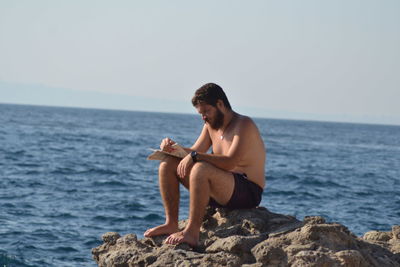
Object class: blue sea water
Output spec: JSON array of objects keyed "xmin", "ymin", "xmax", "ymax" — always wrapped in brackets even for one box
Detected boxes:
[{"xmin": 0, "ymin": 103, "xmax": 399, "ymax": 266}]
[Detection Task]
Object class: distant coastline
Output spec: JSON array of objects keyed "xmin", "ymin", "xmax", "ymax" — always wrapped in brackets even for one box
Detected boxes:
[
  {"xmin": 1, "ymin": 80, "xmax": 400, "ymax": 126},
  {"xmin": 1, "ymin": 101, "xmax": 400, "ymax": 128}
]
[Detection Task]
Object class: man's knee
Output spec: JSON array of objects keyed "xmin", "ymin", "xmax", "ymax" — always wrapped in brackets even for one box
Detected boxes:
[
  {"xmin": 190, "ymin": 162, "xmax": 211, "ymax": 179},
  {"xmin": 159, "ymin": 157, "xmax": 179, "ymax": 173}
]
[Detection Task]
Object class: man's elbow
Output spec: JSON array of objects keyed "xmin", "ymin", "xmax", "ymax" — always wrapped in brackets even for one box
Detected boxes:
[{"xmin": 225, "ymin": 158, "xmax": 239, "ymax": 171}]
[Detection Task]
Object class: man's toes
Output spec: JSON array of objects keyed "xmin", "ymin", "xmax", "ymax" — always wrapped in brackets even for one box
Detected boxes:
[
  {"xmin": 172, "ymin": 237, "xmax": 178, "ymax": 244},
  {"xmin": 165, "ymin": 235, "xmax": 176, "ymax": 245},
  {"xmin": 144, "ymin": 228, "xmax": 154, "ymax": 237}
]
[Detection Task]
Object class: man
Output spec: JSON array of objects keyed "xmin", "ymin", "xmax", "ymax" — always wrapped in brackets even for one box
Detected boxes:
[{"xmin": 144, "ymin": 83, "xmax": 266, "ymax": 247}]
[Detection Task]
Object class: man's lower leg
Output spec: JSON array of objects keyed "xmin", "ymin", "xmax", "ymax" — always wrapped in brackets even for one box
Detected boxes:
[
  {"xmin": 144, "ymin": 160, "xmax": 180, "ymax": 237},
  {"xmin": 165, "ymin": 173, "xmax": 210, "ymax": 246}
]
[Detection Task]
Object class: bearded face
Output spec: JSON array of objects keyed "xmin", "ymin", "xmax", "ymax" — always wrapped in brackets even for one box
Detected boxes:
[
  {"xmin": 206, "ymin": 106, "xmax": 224, "ymax": 130},
  {"xmin": 196, "ymin": 103, "xmax": 225, "ymax": 130}
]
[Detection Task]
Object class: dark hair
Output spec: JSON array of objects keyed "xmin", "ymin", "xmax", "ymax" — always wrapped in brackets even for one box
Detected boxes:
[{"xmin": 191, "ymin": 83, "xmax": 232, "ymax": 110}]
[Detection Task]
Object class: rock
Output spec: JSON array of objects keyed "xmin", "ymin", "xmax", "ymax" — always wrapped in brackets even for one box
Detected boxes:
[
  {"xmin": 205, "ymin": 234, "xmax": 268, "ymax": 254},
  {"xmin": 362, "ymin": 225, "xmax": 400, "ymax": 257},
  {"xmin": 335, "ymin": 250, "xmax": 368, "ymax": 267},
  {"xmin": 251, "ymin": 244, "xmax": 287, "ymax": 266},
  {"xmin": 303, "ymin": 216, "xmax": 326, "ymax": 225},
  {"xmin": 102, "ymin": 232, "xmax": 121, "ymax": 244},
  {"xmin": 363, "ymin": 230, "xmax": 392, "ymax": 242},
  {"xmin": 92, "ymin": 207, "xmax": 400, "ymax": 267},
  {"xmin": 393, "ymin": 225, "xmax": 400, "ymax": 240}
]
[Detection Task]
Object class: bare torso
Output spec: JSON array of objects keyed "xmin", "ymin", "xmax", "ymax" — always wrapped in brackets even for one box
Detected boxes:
[{"xmin": 208, "ymin": 114, "xmax": 266, "ymax": 188}]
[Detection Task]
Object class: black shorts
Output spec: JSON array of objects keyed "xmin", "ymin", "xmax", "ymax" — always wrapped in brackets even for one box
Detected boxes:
[{"xmin": 209, "ymin": 173, "xmax": 263, "ymax": 209}]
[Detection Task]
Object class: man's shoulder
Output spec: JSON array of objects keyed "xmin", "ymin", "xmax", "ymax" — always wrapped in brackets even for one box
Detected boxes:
[
  {"xmin": 236, "ymin": 115, "xmax": 262, "ymax": 138},
  {"xmin": 237, "ymin": 115, "xmax": 256, "ymax": 128}
]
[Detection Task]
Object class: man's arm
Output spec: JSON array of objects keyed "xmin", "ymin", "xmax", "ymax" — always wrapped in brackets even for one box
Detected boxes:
[
  {"xmin": 187, "ymin": 124, "xmax": 212, "ymax": 153},
  {"xmin": 160, "ymin": 124, "xmax": 211, "ymax": 154}
]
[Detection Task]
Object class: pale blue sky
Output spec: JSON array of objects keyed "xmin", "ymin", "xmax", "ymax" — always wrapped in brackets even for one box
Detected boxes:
[{"xmin": 1, "ymin": 1, "xmax": 399, "ymax": 125}]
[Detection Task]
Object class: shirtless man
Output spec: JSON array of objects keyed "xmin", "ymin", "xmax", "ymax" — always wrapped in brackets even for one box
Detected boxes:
[{"xmin": 144, "ymin": 83, "xmax": 266, "ymax": 247}]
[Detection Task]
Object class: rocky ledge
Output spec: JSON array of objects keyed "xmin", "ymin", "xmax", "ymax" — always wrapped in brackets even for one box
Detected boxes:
[{"xmin": 92, "ymin": 207, "xmax": 400, "ymax": 266}]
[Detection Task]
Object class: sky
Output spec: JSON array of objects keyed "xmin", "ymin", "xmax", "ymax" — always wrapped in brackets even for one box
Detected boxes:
[{"xmin": 0, "ymin": 0, "xmax": 399, "ymax": 125}]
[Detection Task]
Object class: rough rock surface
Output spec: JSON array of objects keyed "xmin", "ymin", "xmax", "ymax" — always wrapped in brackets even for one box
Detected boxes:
[{"xmin": 92, "ymin": 207, "xmax": 400, "ymax": 266}]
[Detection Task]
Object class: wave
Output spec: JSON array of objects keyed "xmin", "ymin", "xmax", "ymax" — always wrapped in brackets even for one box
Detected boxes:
[
  {"xmin": 301, "ymin": 178, "xmax": 344, "ymax": 189},
  {"xmin": 0, "ymin": 252, "xmax": 35, "ymax": 267},
  {"xmin": 124, "ymin": 202, "xmax": 146, "ymax": 212},
  {"xmin": 50, "ymin": 167, "xmax": 120, "ymax": 176},
  {"xmin": 1, "ymin": 203, "xmax": 16, "ymax": 208},
  {"xmin": 50, "ymin": 167, "xmax": 76, "ymax": 175},
  {"xmin": 143, "ymin": 213, "xmax": 164, "ymax": 221},
  {"xmin": 82, "ymin": 168, "xmax": 120, "ymax": 175},
  {"xmin": 24, "ymin": 170, "xmax": 41, "ymax": 175},
  {"xmin": 268, "ymin": 190, "xmax": 297, "ymax": 197},
  {"xmin": 5, "ymin": 150, "xmax": 26, "ymax": 156},
  {"xmin": 46, "ymin": 213, "xmax": 78, "ymax": 219},
  {"xmin": 31, "ymin": 229, "xmax": 59, "ymax": 240},
  {"xmin": 92, "ymin": 180, "xmax": 127, "ymax": 187},
  {"xmin": 50, "ymin": 246, "xmax": 79, "ymax": 253},
  {"xmin": 16, "ymin": 163, "xmax": 41, "ymax": 168},
  {"xmin": 84, "ymin": 238, "xmax": 102, "ymax": 247},
  {"xmin": 92, "ymin": 215, "xmax": 140, "ymax": 223}
]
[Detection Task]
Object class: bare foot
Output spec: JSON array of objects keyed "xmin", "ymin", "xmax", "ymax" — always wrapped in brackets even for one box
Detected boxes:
[
  {"xmin": 164, "ymin": 230, "xmax": 199, "ymax": 247},
  {"xmin": 144, "ymin": 223, "xmax": 179, "ymax": 238}
]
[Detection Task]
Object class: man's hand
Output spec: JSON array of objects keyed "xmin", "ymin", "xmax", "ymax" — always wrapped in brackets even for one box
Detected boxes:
[
  {"xmin": 160, "ymin": 137, "xmax": 176, "ymax": 153},
  {"xmin": 177, "ymin": 154, "xmax": 194, "ymax": 179}
]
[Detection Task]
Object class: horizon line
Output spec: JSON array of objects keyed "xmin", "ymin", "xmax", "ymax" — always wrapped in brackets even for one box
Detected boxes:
[{"xmin": 1, "ymin": 101, "xmax": 399, "ymax": 128}]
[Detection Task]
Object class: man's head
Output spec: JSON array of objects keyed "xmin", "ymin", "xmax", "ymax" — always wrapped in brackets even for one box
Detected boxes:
[
  {"xmin": 191, "ymin": 83, "xmax": 232, "ymax": 110},
  {"xmin": 192, "ymin": 83, "xmax": 232, "ymax": 130}
]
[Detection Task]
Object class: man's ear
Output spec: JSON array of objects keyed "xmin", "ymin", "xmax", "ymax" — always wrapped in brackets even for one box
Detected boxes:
[{"xmin": 216, "ymin": 99, "xmax": 224, "ymax": 110}]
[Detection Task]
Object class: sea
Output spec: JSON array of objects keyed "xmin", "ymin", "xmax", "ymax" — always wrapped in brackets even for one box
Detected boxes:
[{"xmin": 0, "ymin": 103, "xmax": 399, "ymax": 266}]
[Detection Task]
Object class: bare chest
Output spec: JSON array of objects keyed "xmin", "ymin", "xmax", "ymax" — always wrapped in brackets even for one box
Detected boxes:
[{"xmin": 210, "ymin": 131, "xmax": 233, "ymax": 155}]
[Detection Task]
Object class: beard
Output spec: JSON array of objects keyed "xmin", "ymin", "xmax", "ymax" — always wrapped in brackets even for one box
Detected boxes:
[{"xmin": 205, "ymin": 107, "xmax": 224, "ymax": 130}]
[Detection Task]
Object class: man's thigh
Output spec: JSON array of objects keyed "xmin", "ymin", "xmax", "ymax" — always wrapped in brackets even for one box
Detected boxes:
[{"xmin": 190, "ymin": 162, "xmax": 235, "ymax": 206}]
